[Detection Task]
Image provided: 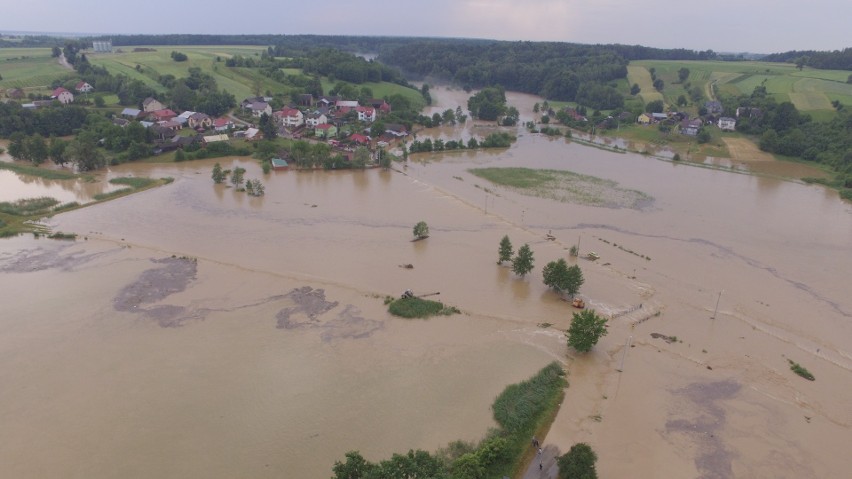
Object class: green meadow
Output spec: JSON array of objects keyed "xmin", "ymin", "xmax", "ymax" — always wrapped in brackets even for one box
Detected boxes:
[{"xmin": 628, "ymin": 60, "xmax": 852, "ymax": 121}]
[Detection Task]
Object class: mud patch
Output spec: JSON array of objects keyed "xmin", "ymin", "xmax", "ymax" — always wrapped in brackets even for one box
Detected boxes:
[
  {"xmin": 0, "ymin": 243, "xmax": 105, "ymax": 273},
  {"xmin": 665, "ymin": 380, "xmax": 741, "ymax": 479},
  {"xmin": 276, "ymin": 287, "xmax": 383, "ymax": 341},
  {"xmin": 113, "ymin": 257, "xmax": 198, "ymax": 327}
]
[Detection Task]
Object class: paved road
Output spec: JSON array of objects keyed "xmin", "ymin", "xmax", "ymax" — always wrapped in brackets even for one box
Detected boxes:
[{"xmin": 521, "ymin": 444, "xmax": 560, "ymax": 479}]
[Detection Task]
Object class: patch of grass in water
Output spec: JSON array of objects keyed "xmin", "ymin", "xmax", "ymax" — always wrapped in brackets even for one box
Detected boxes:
[
  {"xmin": 388, "ymin": 297, "xmax": 460, "ymax": 318},
  {"xmin": 94, "ymin": 188, "xmax": 132, "ymax": 201},
  {"xmin": 469, "ymin": 167, "xmax": 652, "ymax": 209},
  {"xmin": 109, "ymin": 176, "xmax": 158, "ymax": 189},
  {"xmin": 0, "ymin": 162, "xmax": 79, "ymax": 180},
  {"xmin": 0, "ymin": 197, "xmax": 60, "ymax": 216}
]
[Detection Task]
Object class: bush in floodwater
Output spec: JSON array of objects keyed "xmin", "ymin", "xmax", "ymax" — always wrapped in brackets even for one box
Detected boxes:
[
  {"xmin": 388, "ymin": 297, "xmax": 457, "ymax": 318},
  {"xmin": 788, "ymin": 359, "xmax": 815, "ymax": 381}
]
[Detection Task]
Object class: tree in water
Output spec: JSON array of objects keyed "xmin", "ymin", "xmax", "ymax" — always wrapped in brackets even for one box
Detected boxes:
[
  {"xmin": 512, "ymin": 244, "xmax": 534, "ymax": 277},
  {"xmin": 211, "ymin": 162, "xmax": 226, "ymax": 183},
  {"xmin": 230, "ymin": 167, "xmax": 246, "ymax": 189},
  {"xmin": 557, "ymin": 442, "xmax": 598, "ymax": 479},
  {"xmin": 498, "ymin": 235, "xmax": 513, "ymax": 264},
  {"xmin": 566, "ymin": 310, "xmax": 608, "ymax": 353},
  {"xmin": 413, "ymin": 221, "xmax": 429, "ymax": 239},
  {"xmin": 542, "ymin": 259, "xmax": 583, "ymax": 296}
]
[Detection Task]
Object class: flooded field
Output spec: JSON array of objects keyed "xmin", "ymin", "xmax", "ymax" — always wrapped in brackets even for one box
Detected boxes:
[{"xmin": 1, "ymin": 89, "xmax": 851, "ymax": 478}]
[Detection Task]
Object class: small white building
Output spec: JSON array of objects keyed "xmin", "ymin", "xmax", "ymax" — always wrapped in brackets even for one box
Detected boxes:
[
  {"xmin": 305, "ymin": 112, "xmax": 328, "ymax": 128},
  {"xmin": 275, "ymin": 108, "xmax": 304, "ymax": 127},
  {"xmin": 718, "ymin": 117, "xmax": 736, "ymax": 131}
]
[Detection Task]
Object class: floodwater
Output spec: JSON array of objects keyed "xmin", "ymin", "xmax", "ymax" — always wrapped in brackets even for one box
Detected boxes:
[{"xmin": 2, "ymin": 88, "xmax": 852, "ymax": 478}]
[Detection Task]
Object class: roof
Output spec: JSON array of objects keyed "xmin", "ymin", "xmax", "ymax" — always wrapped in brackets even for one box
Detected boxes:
[
  {"xmin": 151, "ymin": 109, "xmax": 177, "ymax": 118},
  {"xmin": 143, "ymin": 97, "xmax": 161, "ymax": 106},
  {"xmin": 213, "ymin": 117, "xmax": 232, "ymax": 127},
  {"xmin": 316, "ymin": 123, "xmax": 334, "ymax": 130},
  {"xmin": 244, "ymin": 128, "xmax": 260, "ymax": 138},
  {"xmin": 249, "ymin": 101, "xmax": 270, "ymax": 111},
  {"xmin": 121, "ymin": 108, "xmax": 142, "ymax": 116},
  {"xmin": 651, "ymin": 112, "xmax": 668, "ymax": 119},
  {"xmin": 279, "ymin": 108, "xmax": 301, "ymax": 116},
  {"xmin": 75, "ymin": 81, "xmax": 90, "ymax": 89},
  {"xmin": 52, "ymin": 87, "xmax": 70, "ymax": 97},
  {"xmin": 203, "ymin": 134, "xmax": 229, "ymax": 143},
  {"xmin": 271, "ymin": 158, "xmax": 289, "ymax": 168},
  {"xmin": 178, "ymin": 111, "xmax": 195, "ymax": 119},
  {"xmin": 349, "ymin": 133, "xmax": 370, "ymax": 144},
  {"xmin": 336, "ymin": 100, "xmax": 359, "ymax": 108},
  {"xmin": 160, "ymin": 120, "xmax": 181, "ymax": 128},
  {"xmin": 189, "ymin": 112, "xmax": 210, "ymax": 120}
]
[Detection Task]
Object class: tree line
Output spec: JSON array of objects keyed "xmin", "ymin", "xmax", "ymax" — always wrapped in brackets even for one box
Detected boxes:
[{"xmin": 760, "ymin": 48, "xmax": 852, "ymax": 71}]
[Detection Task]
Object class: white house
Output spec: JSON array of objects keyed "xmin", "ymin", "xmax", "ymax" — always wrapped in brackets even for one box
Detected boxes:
[
  {"xmin": 355, "ymin": 106, "xmax": 376, "ymax": 122},
  {"xmin": 306, "ymin": 112, "xmax": 328, "ymax": 127},
  {"xmin": 275, "ymin": 108, "xmax": 304, "ymax": 127},
  {"xmin": 718, "ymin": 117, "xmax": 736, "ymax": 131},
  {"xmin": 51, "ymin": 87, "xmax": 74, "ymax": 104},
  {"xmin": 248, "ymin": 101, "xmax": 272, "ymax": 118},
  {"xmin": 75, "ymin": 81, "xmax": 94, "ymax": 93}
]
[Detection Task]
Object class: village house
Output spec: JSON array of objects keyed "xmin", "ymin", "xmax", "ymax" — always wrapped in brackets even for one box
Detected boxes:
[
  {"xmin": 149, "ymin": 109, "xmax": 177, "ymax": 122},
  {"xmin": 159, "ymin": 120, "xmax": 183, "ymax": 132},
  {"xmin": 203, "ymin": 134, "xmax": 229, "ymax": 145},
  {"xmin": 121, "ymin": 107, "xmax": 142, "ymax": 119},
  {"xmin": 213, "ymin": 118, "xmax": 234, "ymax": 132},
  {"xmin": 75, "ymin": 81, "xmax": 94, "ymax": 93},
  {"xmin": 271, "ymin": 157, "xmax": 289, "ymax": 170},
  {"xmin": 368, "ymin": 99, "xmax": 391, "ymax": 114},
  {"xmin": 187, "ymin": 112, "xmax": 213, "ymax": 130},
  {"xmin": 142, "ymin": 97, "xmax": 166, "ymax": 112},
  {"xmin": 384, "ymin": 123, "xmax": 409, "ymax": 138},
  {"xmin": 680, "ymin": 118, "xmax": 702, "ymax": 136},
  {"xmin": 651, "ymin": 112, "xmax": 668, "ymax": 122},
  {"xmin": 718, "ymin": 117, "xmax": 736, "ymax": 131},
  {"xmin": 355, "ymin": 106, "xmax": 376, "ymax": 122},
  {"xmin": 314, "ymin": 123, "xmax": 337, "ymax": 139},
  {"xmin": 274, "ymin": 107, "xmax": 304, "ymax": 127},
  {"xmin": 51, "ymin": 87, "xmax": 74, "ymax": 104},
  {"xmin": 563, "ymin": 107, "xmax": 587, "ymax": 122},
  {"xmin": 306, "ymin": 112, "xmax": 328, "ymax": 128},
  {"xmin": 348, "ymin": 133, "xmax": 370, "ymax": 146},
  {"xmin": 248, "ymin": 101, "xmax": 272, "ymax": 118},
  {"xmin": 297, "ymin": 94, "xmax": 314, "ymax": 107},
  {"xmin": 637, "ymin": 113, "xmax": 652, "ymax": 125},
  {"xmin": 150, "ymin": 124, "xmax": 177, "ymax": 141}
]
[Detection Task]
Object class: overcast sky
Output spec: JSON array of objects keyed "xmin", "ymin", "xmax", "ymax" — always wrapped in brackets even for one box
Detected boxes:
[{"xmin": 2, "ymin": 0, "xmax": 849, "ymax": 53}]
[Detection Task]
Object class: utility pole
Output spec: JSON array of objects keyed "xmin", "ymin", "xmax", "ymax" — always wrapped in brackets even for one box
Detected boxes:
[{"xmin": 711, "ymin": 290, "xmax": 723, "ymax": 319}]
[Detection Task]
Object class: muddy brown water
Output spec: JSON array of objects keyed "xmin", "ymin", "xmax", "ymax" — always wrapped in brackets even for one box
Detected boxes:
[{"xmin": 2, "ymin": 89, "xmax": 852, "ymax": 478}]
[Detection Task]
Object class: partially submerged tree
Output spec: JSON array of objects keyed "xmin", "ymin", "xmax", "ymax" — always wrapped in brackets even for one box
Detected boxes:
[
  {"xmin": 557, "ymin": 442, "xmax": 598, "ymax": 479},
  {"xmin": 413, "ymin": 221, "xmax": 429, "ymax": 239},
  {"xmin": 498, "ymin": 235, "xmax": 513, "ymax": 264},
  {"xmin": 512, "ymin": 244, "xmax": 534, "ymax": 277},
  {"xmin": 212, "ymin": 162, "xmax": 226, "ymax": 184},
  {"xmin": 230, "ymin": 166, "xmax": 246, "ymax": 189},
  {"xmin": 542, "ymin": 259, "xmax": 584, "ymax": 296},
  {"xmin": 566, "ymin": 309, "xmax": 608, "ymax": 353}
]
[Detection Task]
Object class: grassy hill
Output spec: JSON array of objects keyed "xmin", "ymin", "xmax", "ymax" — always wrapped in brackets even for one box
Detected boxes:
[
  {"xmin": 0, "ymin": 48, "xmax": 75, "ymax": 92},
  {"xmin": 627, "ymin": 60, "xmax": 852, "ymax": 121}
]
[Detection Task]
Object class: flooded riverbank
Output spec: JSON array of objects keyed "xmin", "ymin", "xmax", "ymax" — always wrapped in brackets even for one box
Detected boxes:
[{"xmin": 1, "ymin": 89, "xmax": 851, "ymax": 478}]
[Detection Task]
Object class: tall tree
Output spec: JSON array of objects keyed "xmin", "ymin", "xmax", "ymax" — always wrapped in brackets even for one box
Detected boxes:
[
  {"xmin": 65, "ymin": 133, "xmax": 105, "ymax": 172},
  {"xmin": 258, "ymin": 112, "xmax": 277, "ymax": 140},
  {"xmin": 566, "ymin": 310, "xmax": 608, "ymax": 353},
  {"xmin": 211, "ymin": 162, "xmax": 226, "ymax": 184},
  {"xmin": 26, "ymin": 134, "xmax": 49, "ymax": 165},
  {"xmin": 542, "ymin": 259, "xmax": 583, "ymax": 295},
  {"xmin": 512, "ymin": 244, "xmax": 534, "ymax": 277},
  {"xmin": 677, "ymin": 67, "xmax": 690, "ymax": 83},
  {"xmin": 230, "ymin": 167, "xmax": 246, "ymax": 188},
  {"xmin": 498, "ymin": 235, "xmax": 513, "ymax": 264}
]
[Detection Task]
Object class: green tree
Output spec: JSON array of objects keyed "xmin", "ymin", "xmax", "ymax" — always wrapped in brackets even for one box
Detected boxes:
[
  {"xmin": 332, "ymin": 451, "xmax": 375, "ymax": 479},
  {"xmin": 542, "ymin": 259, "xmax": 584, "ymax": 296},
  {"xmin": 174, "ymin": 149, "xmax": 186, "ymax": 161},
  {"xmin": 498, "ymin": 235, "xmax": 513, "ymax": 264},
  {"xmin": 566, "ymin": 310, "xmax": 608, "ymax": 353},
  {"xmin": 696, "ymin": 128, "xmax": 711, "ymax": 144},
  {"xmin": 677, "ymin": 67, "xmax": 690, "ymax": 83},
  {"xmin": 557, "ymin": 443, "xmax": 598, "ymax": 479},
  {"xmin": 677, "ymin": 95, "xmax": 687, "ymax": 107},
  {"xmin": 533, "ymin": 102, "xmax": 540, "ymax": 113},
  {"xmin": 212, "ymin": 162, "xmax": 226, "ymax": 184},
  {"xmin": 653, "ymin": 78, "xmax": 664, "ymax": 91},
  {"xmin": 93, "ymin": 95, "xmax": 105, "ymax": 107},
  {"xmin": 512, "ymin": 244, "xmax": 534, "ymax": 277},
  {"xmin": 7, "ymin": 132, "xmax": 27, "ymax": 161},
  {"xmin": 231, "ymin": 166, "xmax": 246, "ymax": 188},
  {"xmin": 258, "ymin": 112, "xmax": 277, "ymax": 140},
  {"xmin": 377, "ymin": 149, "xmax": 391, "ymax": 169},
  {"xmin": 645, "ymin": 100, "xmax": 664, "ymax": 113},
  {"xmin": 413, "ymin": 221, "xmax": 429, "ymax": 239},
  {"xmin": 630, "ymin": 83, "xmax": 641, "ymax": 95},
  {"xmin": 352, "ymin": 146, "xmax": 370, "ymax": 168},
  {"xmin": 65, "ymin": 134, "xmax": 105, "ymax": 171}
]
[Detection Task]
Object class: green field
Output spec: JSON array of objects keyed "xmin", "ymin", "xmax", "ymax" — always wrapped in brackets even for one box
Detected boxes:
[
  {"xmin": 0, "ymin": 47, "xmax": 73, "ymax": 90},
  {"xmin": 629, "ymin": 60, "xmax": 852, "ymax": 119}
]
